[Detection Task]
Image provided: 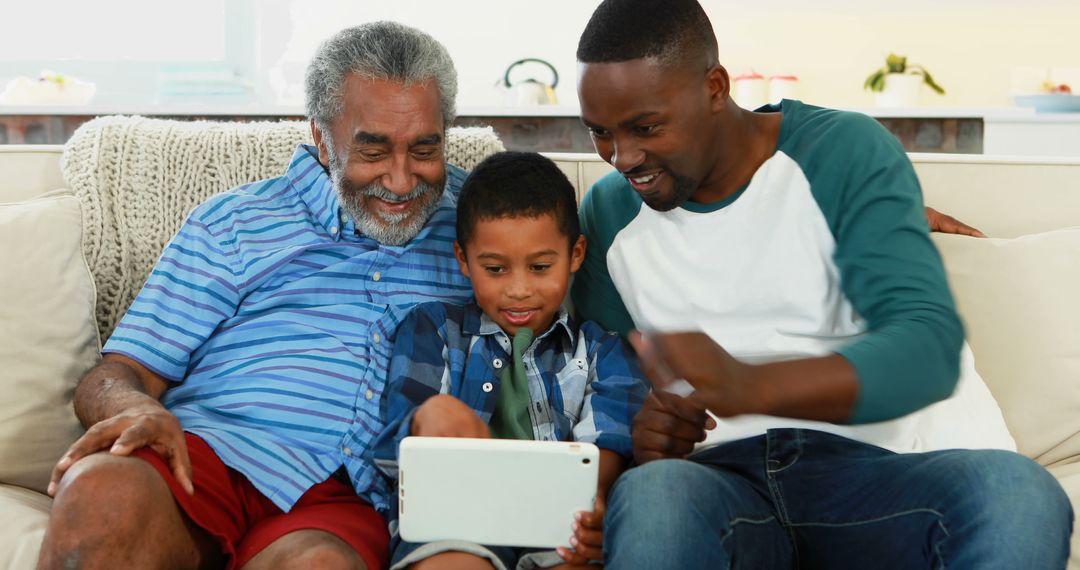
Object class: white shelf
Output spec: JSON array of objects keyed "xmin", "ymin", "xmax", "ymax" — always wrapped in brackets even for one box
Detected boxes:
[{"xmin": 0, "ymin": 103, "xmax": 585, "ymax": 118}]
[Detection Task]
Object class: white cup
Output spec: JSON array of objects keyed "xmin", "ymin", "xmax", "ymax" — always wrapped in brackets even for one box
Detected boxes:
[
  {"xmin": 733, "ymin": 73, "xmax": 767, "ymax": 110},
  {"xmin": 769, "ymin": 75, "xmax": 798, "ymax": 104}
]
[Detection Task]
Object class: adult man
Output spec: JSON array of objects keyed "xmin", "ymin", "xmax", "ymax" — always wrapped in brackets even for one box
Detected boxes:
[
  {"xmin": 38, "ymin": 22, "xmax": 471, "ymax": 569},
  {"xmin": 570, "ymin": 1, "xmax": 1072, "ymax": 568}
]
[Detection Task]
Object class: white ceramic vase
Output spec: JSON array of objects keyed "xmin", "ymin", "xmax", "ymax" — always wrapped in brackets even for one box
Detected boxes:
[{"xmin": 875, "ymin": 73, "xmax": 923, "ymax": 107}]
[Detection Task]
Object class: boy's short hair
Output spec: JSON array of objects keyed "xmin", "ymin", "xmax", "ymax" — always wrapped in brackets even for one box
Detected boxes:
[{"xmin": 456, "ymin": 151, "xmax": 580, "ymax": 252}]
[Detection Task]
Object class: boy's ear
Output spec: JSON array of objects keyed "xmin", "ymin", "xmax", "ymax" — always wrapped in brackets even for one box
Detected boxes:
[
  {"xmin": 569, "ymin": 235, "xmax": 587, "ymax": 273},
  {"xmin": 453, "ymin": 241, "xmax": 471, "ymax": 277}
]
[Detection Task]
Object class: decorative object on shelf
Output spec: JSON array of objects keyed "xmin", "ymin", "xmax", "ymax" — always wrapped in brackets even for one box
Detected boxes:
[
  {"xmin": 768, "ymin": 75, "xmax": 799, "ymax": 104},
  {"xmin": 0, "ymin": 70, "xmax": 96, "ymax": 105},
  {"xmin": 864, "ymin": 54, "xmax": 945, "ymax": 107},
  {"xmin": 1014, "ymin": 93, "xmax": 1080, "ymax": 113},
  {"xmin": 498, "ymin": 58, "xmax": 558, "ymax": 106},
  {"xmin": 733, "ymin": 71, "xmax": 767, "ymax": 110},
  {"xmin": 156, "ymin": 64, "xmax": 253, "ymax": 103}
]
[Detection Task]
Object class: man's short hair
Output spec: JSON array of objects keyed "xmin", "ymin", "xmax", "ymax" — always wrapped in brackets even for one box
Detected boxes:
[
  {"xmin": 305, "ymin": 21, "xmax": 457, "ymax": 136},
  {"xmin": 456, "ymin": 152, "xmax": 580, "ymax": 252},
  {"xmin": 576, "ymin": 0, "xmax": 718, "ymax": 69}
]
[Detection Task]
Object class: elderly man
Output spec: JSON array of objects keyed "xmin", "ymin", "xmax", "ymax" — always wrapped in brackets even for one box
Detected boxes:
[
  {"xmin": 571, "ymin": 0, "xmax": 1072, "ymax": 568},
  {"xmin": 38, "ymin": 22, "xmax": 468, "ymax": 570}
]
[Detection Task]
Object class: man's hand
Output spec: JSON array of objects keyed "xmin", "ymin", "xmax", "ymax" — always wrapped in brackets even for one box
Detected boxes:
[
  {"xmin": 631, "ymin": 330, "xmax": 858, "ymax": 425},
  {"xmin": 411, "ymin": 394, "xmax": 490, "ymax": 438},
  {"xmin": 631, "ymin": 391, "xmax": 715, "ymax": 465},
  {"xmin": 48, "ymin": 402, "xmax": 191, "ymax": 497},
  {"xmin": 631, "ymin": 330, "xmax": 766, "ymax": 416},
  {"xmin": 557, "ymin": 496, "xmax": 605, "ymax": 567},
  {"xmin": 926, "ymin": 206, "xmax": 985, "ymax": 237}
]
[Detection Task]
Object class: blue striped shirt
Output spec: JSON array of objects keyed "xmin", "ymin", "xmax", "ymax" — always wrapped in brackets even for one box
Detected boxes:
[
  {"xmin": 103, "ymin": 144, "xmax": 474, "ymax": 512},
  {"xmin": 370, "ymin": 301, "xmax": 648, "ymax": 494}
]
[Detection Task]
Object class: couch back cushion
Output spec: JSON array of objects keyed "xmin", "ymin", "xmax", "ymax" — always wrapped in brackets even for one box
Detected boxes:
[
  {"xmin": 0, "ymin": 145, "xmax": 66, "ymax": 202},
  {"xmin": 0, "ymin": 192, "xmax": 99, "ymax": 493},
  {"xmin": 62, "ymin": 116, "xmax": 503, "ymax": 342},
  {"xmin": 913, "ymin": 154, "xmax": 1080, "ymax": 238},
  {"xmin": 933, "ymin": 229, "xmax": 1080, "ymax": 465}
]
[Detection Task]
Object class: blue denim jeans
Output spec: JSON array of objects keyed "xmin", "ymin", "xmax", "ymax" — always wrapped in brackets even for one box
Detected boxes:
[{"xmin": 605, "ymin": 429, "xmax": 1072, "ymax": 569}]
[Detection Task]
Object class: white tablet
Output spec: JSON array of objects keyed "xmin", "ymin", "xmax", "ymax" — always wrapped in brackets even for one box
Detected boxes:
[{"xmin": 398, "ymin": 437, "xmax": 599, "ymax": 548}]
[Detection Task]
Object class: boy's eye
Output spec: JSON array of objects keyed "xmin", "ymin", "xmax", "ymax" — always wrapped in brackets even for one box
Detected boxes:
[
  {"xmin": 530, "ymin": 264, "xmax": 552, "ymax": 272},
  {"xmin": 483, "ymin": 265, "xmax": 506, "ymax": 274},
  {"xmin": 634, "ymin": 124, "xmax": 658, "ymax": 135},
  {"xmin": 588, "ymin": 126, "xmax": 610, "ymax": 138}
]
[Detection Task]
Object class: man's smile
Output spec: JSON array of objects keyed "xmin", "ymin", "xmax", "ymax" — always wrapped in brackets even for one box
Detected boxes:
[{"xmin": 626, "ymin": 169, "xmax": 665, "ymax": 193}]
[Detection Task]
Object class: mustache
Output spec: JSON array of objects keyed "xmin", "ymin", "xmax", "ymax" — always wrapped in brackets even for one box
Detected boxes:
[{"xmin": 339, "ymin": 177, "xmax": 440, "ymax": 203}]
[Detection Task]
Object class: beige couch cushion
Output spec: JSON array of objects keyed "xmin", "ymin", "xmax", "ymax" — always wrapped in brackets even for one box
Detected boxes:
[
  {"xmin": 933, "ymin": 229, "xmax": 1080, "ymax": 466},
  {"xmin": 0, "ymin": 484, "xmax": 52, "ymax": 568},
  {"xmin": 0, "ymin": 192, "xmax": 99, "ymax": 494},
  {"xmin": 0, "ymin": 146, "xmax": 65, "ymax": 203}
]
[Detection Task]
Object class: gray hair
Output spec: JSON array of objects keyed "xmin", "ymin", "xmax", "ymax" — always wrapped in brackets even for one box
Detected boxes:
[{"xmin": 305, "ymin": 21, "xmax": 458, "ymax": 136}]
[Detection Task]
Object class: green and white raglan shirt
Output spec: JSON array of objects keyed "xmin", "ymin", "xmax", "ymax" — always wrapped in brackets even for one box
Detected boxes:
[{"xmin": 571, "ymin": 99, "xmax": 964, "ymax": 453}]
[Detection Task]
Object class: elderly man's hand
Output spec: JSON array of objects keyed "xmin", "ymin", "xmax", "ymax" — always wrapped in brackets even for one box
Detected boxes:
[
  {"xmin": 926, "ymin": 206, "xmax": 985, "ymax": 237},
  {"xmin": 48, "ymin": 403, "xmax": 191, "ymax": 497},
  {"xmin": 411, "ymin": 394, "xmax": 491, "ymax": 439}
]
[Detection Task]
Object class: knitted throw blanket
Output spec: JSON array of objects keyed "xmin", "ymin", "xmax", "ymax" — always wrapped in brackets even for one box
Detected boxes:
[{"xmin": 62, "ymin": 115, "xmax": 504, "ymax": 341}]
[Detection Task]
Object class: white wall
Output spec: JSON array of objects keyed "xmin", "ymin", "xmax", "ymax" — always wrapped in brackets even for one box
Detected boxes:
[
  {"xmin": 257, "ymin": 0, "xmax": 1080, "ymax": 109},
  {"xmin": 3, "ymin": 0, "xmax": 1078, "ymax": 110}
]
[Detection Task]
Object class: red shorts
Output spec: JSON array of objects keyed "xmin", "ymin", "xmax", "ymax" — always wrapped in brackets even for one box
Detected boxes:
[{"xmin": 133, "ymin": 432, "xmax": 389, "ymax": 569}]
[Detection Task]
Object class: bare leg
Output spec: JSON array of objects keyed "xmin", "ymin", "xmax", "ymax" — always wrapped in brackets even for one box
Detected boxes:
[
  {"xmin": 408, "ymin": 552, "xmax": 496, "ymax": 570},
  {"xmin": 37, "ymin": 453, "xmax": 221, "ymax": 570},
  {"xmin": 241, "ymin": 529, "xmax": 366, "ymax": 570}
]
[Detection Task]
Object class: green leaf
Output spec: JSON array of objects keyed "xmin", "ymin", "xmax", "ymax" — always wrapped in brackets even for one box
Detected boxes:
[
  {"xmin": 886, "ymin": 53, "xmax": 907, "ymax": 74},
  {"xmin": 921, "ymin": 70, "xmax": 946, "ymax": 95},
  {"xmin": 864, "ymin": 69, "xmax": 886, "ymax": 92}
]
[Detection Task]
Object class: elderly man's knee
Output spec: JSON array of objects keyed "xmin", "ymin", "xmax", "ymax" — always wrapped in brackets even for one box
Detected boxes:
[{"xmin": 53, "ymin": 453, "xmax": 167, "ymax": 522}]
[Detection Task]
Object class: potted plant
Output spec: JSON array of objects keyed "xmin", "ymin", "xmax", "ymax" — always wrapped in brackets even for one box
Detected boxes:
[{"xmin": 864, "ymin": 54, "xmax": 945, "ymax": 107}]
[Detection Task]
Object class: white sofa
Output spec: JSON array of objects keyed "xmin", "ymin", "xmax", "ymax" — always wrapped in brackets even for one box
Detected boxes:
[{"xmin": 2, "ymin": 117, "xmax": 1080, "ymax": 568}]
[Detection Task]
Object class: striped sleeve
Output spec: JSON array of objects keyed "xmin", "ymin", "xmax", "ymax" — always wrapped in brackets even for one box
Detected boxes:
[{"xmin": 102, "ymin": 200, "xmax": 242, "ymax": 381}]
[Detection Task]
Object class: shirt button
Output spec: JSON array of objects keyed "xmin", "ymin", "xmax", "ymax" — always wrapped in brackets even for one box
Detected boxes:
[
  {"xmin": 330, "ymin": 225, "xmax": 339, "ymax": 235},
  {"xmin": 341, "ymin": 213, "xmax": 349, "ymax": 224},
  {"xmin": 492, "ymin": 358, "xmax": 503, "ymax": 369},
  {"xmin": 372, "ymin": 332, "xmax": 382, "ymax": 344},
  {"xmin": 342, "ymin": 446, "xmax": 353, "ymax": 456},
  {"xmin": 482, "ymin": 382, "xmax": 494, "ymax": 393},
  {"xmin": 373, "ymin": 271, "xmax": 382, "ymax": 281},
  {"xmin": 365, "ymin": 389, "xmax": 374, "ymax": 400}
]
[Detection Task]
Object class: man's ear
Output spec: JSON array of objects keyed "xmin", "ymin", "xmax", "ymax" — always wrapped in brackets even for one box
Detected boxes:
[
  {"xmin": 310, "ymin": 119, "xmax": 331, "ymax": 167},
  {"xmin": 569, "ymin": 235, "xmax": 587, "ymax": 273},
  {"xmin": 707, "ymin": 64, "xmax": 732, "ymax": 112},
  {"xmin": 453, "ymin": 241, "xmax": 471, "ymax": 277}
]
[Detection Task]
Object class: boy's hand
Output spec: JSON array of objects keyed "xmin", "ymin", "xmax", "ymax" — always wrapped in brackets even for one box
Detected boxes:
[
  {"xmin": 557, "ymin": 496, "xmax": 606, "ymax": 567},
  {"xmin": 411, "ymin": 394, "xmax": 491, "ymax": 438}
]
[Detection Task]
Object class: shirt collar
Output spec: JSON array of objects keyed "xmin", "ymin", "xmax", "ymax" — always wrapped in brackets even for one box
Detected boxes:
[
  {"xmin": 463, "ymin": 301, "xmax": 576, "ymax": 345},
  {"xmin": 286, "ymin": 144, "xmax": 349, "ymax": 240}
]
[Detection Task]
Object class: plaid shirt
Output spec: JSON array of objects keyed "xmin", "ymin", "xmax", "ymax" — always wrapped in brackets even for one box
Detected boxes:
[{"xmin": 369, "ymin": 301, "xmax": 648, "ymax": 491}]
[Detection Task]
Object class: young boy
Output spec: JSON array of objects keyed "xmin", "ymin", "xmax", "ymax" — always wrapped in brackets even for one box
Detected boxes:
[{"xmin": 370, "ymin": 151, "xmax": 648, "ymax": 570}]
